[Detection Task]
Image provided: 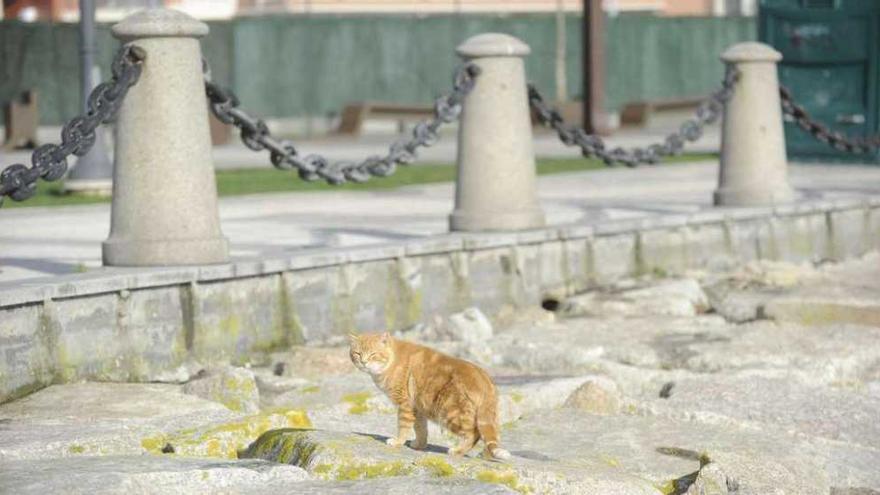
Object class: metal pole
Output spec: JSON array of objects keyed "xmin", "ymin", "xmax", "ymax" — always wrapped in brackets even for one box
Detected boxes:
[
  {"xmin": 555, "ymin": 0, "xmax": 568, "ymax": 102},
  {"xmin": 80, "ymin": 0, "xmax": 96, "ymax": 109},
  {"xmin": 581, "ymin": 0, "xmax": 606, "ymax": 134},
  {"xmin": 64, "ymin": 0, "xmax": 114, "ymax": 196}
]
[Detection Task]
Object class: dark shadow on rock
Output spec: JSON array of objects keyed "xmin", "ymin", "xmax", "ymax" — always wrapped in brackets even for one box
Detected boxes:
[{"xmin": 352, "ymin": 431, "xmax": 448, "ymax": 454}]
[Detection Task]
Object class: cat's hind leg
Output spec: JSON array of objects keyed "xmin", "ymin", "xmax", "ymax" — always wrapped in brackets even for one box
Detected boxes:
[
  {"xmin": 448, "ymin": 429, "xmax": 479, "ymax": 457},
  {"xmin": 411, "ymin": 412, "xmax": 428, "ymax": 450},
  {"xmin": 477, "ymin": 400, "xmax": 510, "ymax": 460},
  {"xmin": 446, "ymin": 402, "xmax": 478, "ymax": 456}
]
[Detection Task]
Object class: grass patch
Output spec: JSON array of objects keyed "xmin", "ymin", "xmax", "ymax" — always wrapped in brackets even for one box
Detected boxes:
[{"xmin": 2, "ymin": 154, "xmax": 715, "ymax": 209}]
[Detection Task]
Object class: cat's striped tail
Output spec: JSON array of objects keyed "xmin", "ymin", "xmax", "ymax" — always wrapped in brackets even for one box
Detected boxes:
[{"xmin": 477, "ymin": 396, "xmax": 511, "ymax": 460}]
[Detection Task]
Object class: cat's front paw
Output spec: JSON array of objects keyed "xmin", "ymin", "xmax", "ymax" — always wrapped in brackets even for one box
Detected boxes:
[
  {"xmin": 447, "ymin": 446, "xmax": 466, "ymax": 457},
  {"xmin": 385, "ymin": 437, "xmax": 406, "ymax": 448}
]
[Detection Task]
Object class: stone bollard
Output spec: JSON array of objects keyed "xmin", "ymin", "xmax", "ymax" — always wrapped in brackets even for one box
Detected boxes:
[
  {"xmin": 714, "ymin": 42, "xmax": 795, "ymax": 207},
  {"xmin": 449, "ymin": 33, "xmax": 546, "ymax": 232},
  {"xmin": 103, "ymin": 9, "xmax": 228, "ymax": 266}
]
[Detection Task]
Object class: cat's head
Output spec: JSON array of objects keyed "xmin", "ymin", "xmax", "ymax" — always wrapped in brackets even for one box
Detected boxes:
[{"xmin": 348, "ymin": 332, "xmax": 393, "ymax": 375}]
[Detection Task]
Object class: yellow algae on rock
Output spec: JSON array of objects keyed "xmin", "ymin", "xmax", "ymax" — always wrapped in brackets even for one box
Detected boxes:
[
  {"xmin": 342, "ymin": 392, "xmax": 372, "ymax": 415},
  {"xmin": 476, "ymin": 469, "xmax": 532, "ymax": 494},
  {"xmin": 140, "ymin": 409, "xmax": 311, "ymax": 459},
  {"xmin": 416, "ymin": 455, "xmax": 455, "ymax": 477},
  {"xmin": 333, "ymin": 460, "xmax": 414, "ymax": 481}
]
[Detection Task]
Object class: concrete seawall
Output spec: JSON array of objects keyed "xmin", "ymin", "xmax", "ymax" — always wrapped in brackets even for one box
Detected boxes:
[{"xmin": 2, "ymin": 196, "xmax": 879, "ymax": 403}]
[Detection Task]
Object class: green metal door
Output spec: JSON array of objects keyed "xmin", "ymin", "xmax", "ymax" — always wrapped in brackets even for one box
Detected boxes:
[{"xmin": 759, "ymin": 0, "xmax": 880, "ymax": 163}]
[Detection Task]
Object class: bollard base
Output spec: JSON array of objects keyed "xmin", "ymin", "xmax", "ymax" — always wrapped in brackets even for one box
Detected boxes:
[
  {"xmin": 713, "ymin": 186, "xmax": 796, "ymax": 207},
  {"xmin": 449, "ymin": 208, "xmax": 546, "ymax": 232},
  {"xmin": 102, "ymin": 236, "xmax": 229, "ymax": 266},
  {"xmin": 63, "ymin": 179, "xmax": 113, "ymax": 198}
]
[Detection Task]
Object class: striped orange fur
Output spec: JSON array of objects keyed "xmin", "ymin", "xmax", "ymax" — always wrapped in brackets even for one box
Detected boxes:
[{"xmin": 348, "ymin": 332, "xmax": 510, "ymax": 460}]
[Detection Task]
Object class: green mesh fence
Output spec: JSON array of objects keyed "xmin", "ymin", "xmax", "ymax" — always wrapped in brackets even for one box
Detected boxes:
[{"xmin": 0, "ymin": 13, "xmax": 755, "ymax": 126}]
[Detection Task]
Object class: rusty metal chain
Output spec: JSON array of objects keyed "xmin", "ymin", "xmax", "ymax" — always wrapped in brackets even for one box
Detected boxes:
[
  {"xmin": 0, "ymin": 45, "xmax": 146, "ymax": 207},
  {"xmin": 530, "ymin": 67, "xmax": 739, "ymax": 167},
  {"xmin": 779, "ymin": 86, "xmax": 880, "ymax": 154},
  {"xmin": 204, "ymin": 62, "xmax": 480, "ymax": 185}
]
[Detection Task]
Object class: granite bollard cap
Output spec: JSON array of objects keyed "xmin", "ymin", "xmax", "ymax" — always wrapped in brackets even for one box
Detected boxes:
[
  {"xmin": 112, "ymin": 8, "xmax": 209, "ymax": 40},
  {"xmin": 456, "ymin": 33, "xmax": 531, "ymax": 58},
  {"xmin": 720, "ymin": 42, "xmax": 782, "ymax": 63}
]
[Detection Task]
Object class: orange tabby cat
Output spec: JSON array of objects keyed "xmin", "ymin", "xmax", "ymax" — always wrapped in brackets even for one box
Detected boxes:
[{"xmin": 348, "ymin": 332, "xmax": 510, "ymax": 460}]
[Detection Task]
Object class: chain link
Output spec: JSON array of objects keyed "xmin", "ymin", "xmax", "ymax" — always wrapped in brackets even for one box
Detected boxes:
[
  {"xmin": 0, "ymin": 45, "xmax": 146, "ymax": 207},
  {"xmin": 530, "ymin": 68, "xmax": 739, "ymax": 167},
  {"xmin": 779, "ymin": 86, "xmax": 880, "ymax": 155},
  {"xmin": 204, "ymin": 63, "xmax": 480, "ymax": 185}
]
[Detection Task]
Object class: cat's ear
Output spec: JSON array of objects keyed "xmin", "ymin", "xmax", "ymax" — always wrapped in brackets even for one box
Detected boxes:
[
  {"xmin": 380, "ymin": 331, "xmax": 391, "ymax": 344},
  {"xmin": 347, "ymin": 332, "xmax": 359, "ymax": 344}
]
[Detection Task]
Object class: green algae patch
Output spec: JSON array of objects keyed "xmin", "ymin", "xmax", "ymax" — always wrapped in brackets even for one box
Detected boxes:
[
  {"xmin": 242, "ymin": 428, "xmax": 319, "ymax": 465},
  {"xmin": 334, "ymin": 460, "xmax": 414, "ymax": 481},
  {"xmin": 509, "ymin": 392, "xmax": 525, "ymax": 404},
  {"xmin": 140, "ymin": 409, "xmax": 311, "ymax": 459},
  {"xmin": 67, "ymin": 444, "xmax": 86, "ymax": 454},
  {"xmin": 654, "ymin": 479, "xmax": 677, "ymax": 495},
  {"xmin": 342, "ymin": 391, "xmax": 372, "ymax": 415},
  {"xmin": 301, "ymin": 385, "xmax": 321, "ymax": 394},
  {"xmin": 416, "ymin": 455, "xmax": 455, "ymax": 477},
  {"xmin": 476, "ymin": 469, "xmax": 531, "ymax": 494},
  {"xmin": 314, "ymin": 463, "xmax": 334, "ymax": 475}
]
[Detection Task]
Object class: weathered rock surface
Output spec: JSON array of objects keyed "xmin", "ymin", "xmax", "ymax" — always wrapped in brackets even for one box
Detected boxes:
[
  {"xmin": 702, "ymin": 252, "xmax": 880, "ymax": 327},
  {"xmin": 0, "ymin": 455, "xmax": 309, "ymax": 495},
  {"xmin": 503, "ymin": 409, "xmax": 831, "ymax": 495},
  {"xmin": 446, "ymin": 307, "xmax": 495, "ymax": 343},
  {"xmin": 563, "ymin": 380, "xmax": 621, "ymax": 414},
  {"xmin": 762, "ymin": 291, "xmax": 880, "ymax": 327},
  {"xmin": 241, "ymin": 427, "xmax": 661, "ymax": 495},
  {"xmin": 264, "ymin": 477, "xmax": 519, "ymax": 494},
  {"xmin": 268, "ymin": 346, "xmax": 355, "ymax": 381},
  {"xmin": 485, "ymin": 312, "xmax": 880, "ymax": 390},
  {"xmin": 498, "ymin": 375, "xmax": 619, "ymax": 424},
  {"xmin": 238, "ymin": 405, "xmax": 838, "ymax": 495},
  {"xmin": 0, "ymin": 382, "xmax": 310, "ymax": 461},
  {"xmin": 3, "ymin": 253, "xmax": 880, "ymax": 494},
  {"xmin": 0, "ymin": 383, "xmax": 236, "ymax": 460},
  {"xmin": 560, "ymin": 278, "xmax": 709, "ymax": 318},
  {"xmin": 639, "ymin": 370, "xmax": 880, "ymax": 450},
  {"xmin": 183, "ymin": 365, "xmax": 261, "ymax": 414}
]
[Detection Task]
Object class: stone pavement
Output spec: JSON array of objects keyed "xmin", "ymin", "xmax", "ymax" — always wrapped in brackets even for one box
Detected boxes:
[
  {"xmin": 2, "ymin": 252, "xmax": 879, "ymax": 494},
  {"xmin": 2, "ymin": 159, "xmax": 880, "ymax": 283}
]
